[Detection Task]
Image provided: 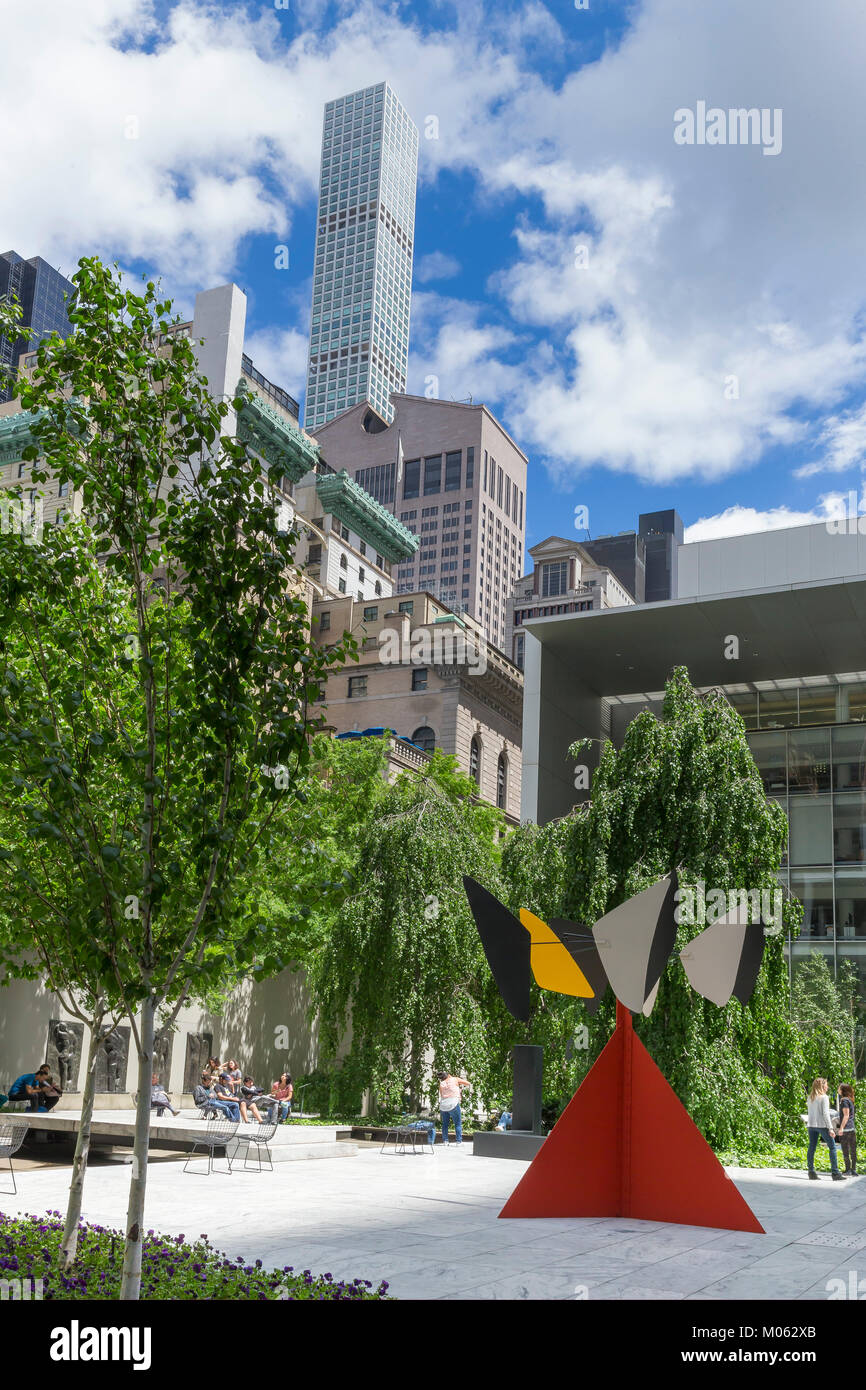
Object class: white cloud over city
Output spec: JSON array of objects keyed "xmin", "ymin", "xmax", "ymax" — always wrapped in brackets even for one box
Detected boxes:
[{"xmin": 3, "ymin": 0, "xmax": 866, "ymax": 514}]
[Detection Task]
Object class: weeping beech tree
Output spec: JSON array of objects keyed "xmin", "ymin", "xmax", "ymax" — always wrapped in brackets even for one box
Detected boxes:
[
  {"xmin": 310, "ymin": 771, "xmax": 514, "ymax": 1111},
  {"xmin": 501, "ymin": 667, "xmax": 807, "ymax": 1150}
]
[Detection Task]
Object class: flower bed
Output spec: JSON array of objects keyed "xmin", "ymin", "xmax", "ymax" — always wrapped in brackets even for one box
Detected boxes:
[{"xmin": 0, "ymin": 1211, "xmax": 390, "ymax": 1300}]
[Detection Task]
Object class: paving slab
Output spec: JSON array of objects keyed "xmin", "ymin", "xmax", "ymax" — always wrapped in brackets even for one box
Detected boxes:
[{"xmin": 3, "ymin": 1151, "xmax": 865, "ymax": 1300}]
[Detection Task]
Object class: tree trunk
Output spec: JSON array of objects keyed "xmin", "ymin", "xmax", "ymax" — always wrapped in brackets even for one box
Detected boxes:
[
  {"xmin": 60, "ymin": 1018, "xmax": 103, "ymax": 1270},
  {"xmin": 120, "ymin": 992, "xmax": 156, "ymax": 1301}
]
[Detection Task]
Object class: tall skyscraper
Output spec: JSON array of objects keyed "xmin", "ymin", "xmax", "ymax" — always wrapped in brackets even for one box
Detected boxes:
[
  {"xmin": 304, "ymin": 82, "xmax": 418, "ymax": 433},
  {"xmin": 0, "ymin": 252, "xmax": 74, "ymax": 403},
  {"xmin": 314, "ymin": 394, "xmax": 528, "ymax": 651}
]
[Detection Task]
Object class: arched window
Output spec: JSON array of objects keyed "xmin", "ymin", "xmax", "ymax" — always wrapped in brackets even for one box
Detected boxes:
[
  {"xmin": 470, "ymin": 736, "xmax": 481, "ymax": 786},
  {"xmin": 412, "ymin": 726, "xmax": 436, "ymax": 753},
  {"xmin": 497, "ymin": 753, "xmax": 507, "ymax": 810}
]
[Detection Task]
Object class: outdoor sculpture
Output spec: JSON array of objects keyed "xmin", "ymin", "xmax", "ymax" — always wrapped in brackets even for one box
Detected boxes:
[
  {"xmin": 47, "ymin": 1019, "xmax": 84, "ymax": 1093},
  {"xmin": 463, "ymin": 871, "xmax": 766, "ymax": 1234}
]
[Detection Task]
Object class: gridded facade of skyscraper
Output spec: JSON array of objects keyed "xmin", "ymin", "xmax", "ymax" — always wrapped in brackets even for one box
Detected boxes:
[
  {"xmin": 0, "ymin": 252, "xmax": 74, "ymax": 403},
  {"xmin": 304, "ymin": 83, "xmax": 418, "ymax": 433}
]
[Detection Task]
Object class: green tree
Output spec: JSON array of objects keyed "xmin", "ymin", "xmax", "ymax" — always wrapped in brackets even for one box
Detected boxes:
[
  {"xmin": 791, "ymin": 953, "xmax": 858, "ymax": 1086},
  {"xmin": 501, "ymin": 667, "xmax": 806, "ymax": 1150},
  {"xmin": 0, "ymin": 259, "xmax": 347, "ymax": 1299},
  {"xmin": 309, "ymin": 766, "xmax": 511, "ymax": 1112}
]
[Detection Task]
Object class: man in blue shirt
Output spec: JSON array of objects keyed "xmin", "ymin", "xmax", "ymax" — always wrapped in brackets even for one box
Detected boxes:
[{"xmin": 8, "ymin": 1065, "xmax": 58, "ymax": 1112}]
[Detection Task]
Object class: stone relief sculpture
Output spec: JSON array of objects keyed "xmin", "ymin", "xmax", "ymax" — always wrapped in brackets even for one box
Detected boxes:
[
  {"xmin": 183, "ymin": 1032, "xmax": 213, "ymax": 1093},
  {"xmin": 152, "ymin": 1028, "xmax": 174, "ymax": 1088},
  {"xmin": 46, "ymin": 1019, "xmax": 84, "ymax": 1093},
  {"xmin": 95, "ymin": 1026, "xmax": 130, "ymax": 1093}
]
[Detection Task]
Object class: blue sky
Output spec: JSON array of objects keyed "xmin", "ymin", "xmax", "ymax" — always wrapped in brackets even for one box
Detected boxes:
[{"xmin": 5, "ymin": 0, "xmax": 866, "ymax": 554}]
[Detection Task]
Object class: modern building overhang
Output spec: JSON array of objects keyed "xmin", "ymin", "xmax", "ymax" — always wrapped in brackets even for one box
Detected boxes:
[
  {"xmin": 314, "ymin": 469, "xmax": 419, "ymax": 562},
  {"xmin": 523, "ymin": 575, "xmax": 866, "ymax": 698}
]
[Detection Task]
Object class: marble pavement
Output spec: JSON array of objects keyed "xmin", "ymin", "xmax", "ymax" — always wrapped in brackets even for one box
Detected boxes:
[{"xmin": 5, "ymin": 1147, "xmax": 866, "ymax": 1300}]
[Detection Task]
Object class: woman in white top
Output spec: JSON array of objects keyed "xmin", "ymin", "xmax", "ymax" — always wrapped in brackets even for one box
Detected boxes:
[{"xmin": 806, "ymin": 1077, "xmax": 845, "ymax": 1181}]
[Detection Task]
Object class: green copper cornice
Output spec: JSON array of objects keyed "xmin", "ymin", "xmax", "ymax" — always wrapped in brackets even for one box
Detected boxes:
[
  {"xmin": 315, "ymin": 469, "xmax": 419, "ymax": 562},
  {"xmin": 236, "ymin": 379, "xmax": 319, "ymax": 483}
]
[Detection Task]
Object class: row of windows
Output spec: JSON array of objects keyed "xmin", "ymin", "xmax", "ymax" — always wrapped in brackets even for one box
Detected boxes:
[
  {"xmin": 348, "ymin": 669, "xmax": 429, "ymax": 697},
  {"xmin": 482, "ymin": 451, "xmax": 523, "ymax": 528},
  {"xmin": 469, "ymin": 736, "xmax": 510, "ymax": 810},
  {"xmin": 402, "ymin": 449, "xmax": 475, "ymax": 501}
]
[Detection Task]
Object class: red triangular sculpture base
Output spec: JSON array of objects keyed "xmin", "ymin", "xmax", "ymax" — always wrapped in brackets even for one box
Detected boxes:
[{"xmin": 500, "ymin": 1005, "xmax": 763, "ymax": 1233}]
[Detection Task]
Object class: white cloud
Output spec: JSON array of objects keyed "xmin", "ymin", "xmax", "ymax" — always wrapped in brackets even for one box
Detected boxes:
[
  {"xmin": 6, "ymin": 0, "xmax": 866, "ymax": 494},
  {"xmin": 242, "ymin": 326, "xmax": 309, "ymax": 399},
  {"xmin": 795, "ymin": 403, "xmax": 866, "ymax": 478},
  {"xmin": 684, "ymin": 493, "xmax": 857, "ymax": 543},
  {"xmin": 414, "ymin": 252, "xmax": 461, "ymax": 283}
]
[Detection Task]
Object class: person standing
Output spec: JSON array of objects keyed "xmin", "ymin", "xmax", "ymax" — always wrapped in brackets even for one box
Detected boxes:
[
  {"xmin": 835, "ymin": 1084, "xmax": 857, "ymax": 1176},
  {"xmin": 807, "ymin": 1077, "xmax": 846, "ymax": 1180},
  {"xmin": 438, "ymin": 1070, "xmax": 471, "ymax": 1148}
]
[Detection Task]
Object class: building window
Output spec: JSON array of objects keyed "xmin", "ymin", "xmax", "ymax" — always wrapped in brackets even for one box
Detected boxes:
[
  {"xmin": 541, "ymin": 560, "xmax": 569, "ymax": 597},
  {"xmin": 444, "ymin": 451, "xmax": 461, "ymax": 491},
  {"xmin": 412, "ymin": 668, "xmax": 428, "ymax": 691},
  {"xmin": 364, "ymin": 605, "xmax": 378, "ymax": 622},
  {"xmin": 308, "ymin": 543, "xmax": 322, "ymax": 564},
  {"xmin": 319, "ymin": 610, "xmax": 331, "ymax": 632},
  {"xmin": 340, "ymin": 553, "xmax": 348, "ymax": 570},
  {"xmin": 58, "ymin": 480, "xmax": 69, "ymax": 498},
  {"xmin": 338, "ymin": 577, "xmax": 346, "ymax": 593},
  {"xmin": 17, "ymin": 463, "xmax": 27, "ymax": 479},
  {"xmin": 398, "ymin": 599, "xmax": 414, "ymax": 614},
  {"xmin": 497, "ymin": 753, "xmax": 507, "ymax": 809},
  {"xmin": 466, "ymin": 447, "xmax": 475, "ymax": 488},
  {"xmin": 375, "ymin": 581, "xmax": 382, "ymax": 596},
  {"xmin": 403, "ymin": 458, "xmax": 421, "ymax": 499},
  {"xmin": 424, "ymin": 455, "xmax": 442, "ymax": 495},
  {"xmin": 513, "ymin": 634, "xmax": 525, "ymax": 669},
  {"xmin": 470, "ymin": 736, "xmax": 481, "ymax": 786},
  {"xmin": 348, "ymin": 675, "xmax": 368, "ymax": 698},
  {"xmin": 341, "ymin": 523, "xmax": 350, "ymax": 540},
  {"xmin": 412, "ymin": 725, "xmax": 435, "ymax": 752}
]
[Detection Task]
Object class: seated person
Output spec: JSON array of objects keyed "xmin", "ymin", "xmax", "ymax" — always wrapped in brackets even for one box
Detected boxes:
[
  {"xmin": 150, "ymin": 1072, "xmax": 180, "ymax": 1117},
  {"xmin": 406, "ymin": 1118, "xmax": 437, "ymax": 1147},
  {"xmin": 238, "ymin": 1075, "xmax": 269, "ymax": 1124},
  {"xmin": 217, "ymin": 1073, "xmax": 259, "ymax": 1122},
  {"xmin": 194, "ymin": 1073, "xmax": 240, "ymax": 1122},
  {"xmin": 8, "ymin": 1065, "xmax": 59, "ymax": 1112},
  {"xmin": 270, "ymin": 1073, "xmax": 293, "ymax": 1122},
  {"xmin": 224, "ymin": 1059, "xmax": 243, "ymax": 1095}
]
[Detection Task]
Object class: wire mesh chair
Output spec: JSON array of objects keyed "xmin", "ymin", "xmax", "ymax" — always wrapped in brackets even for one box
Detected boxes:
[
  {"xmin": 0, "ymin": 1121, "xmax": 29, "ymax": 1194},
  {"xmin": 235, "ymin": 1119, "xmax": 279, "ymax": 1172},
  {"xmin": 380, "ymin": 1116, "xmax": 435, "ymax": 1155},
  {"xmin": 182, "ymin": 1116, "xmax": 239, "ymax": 1175}
]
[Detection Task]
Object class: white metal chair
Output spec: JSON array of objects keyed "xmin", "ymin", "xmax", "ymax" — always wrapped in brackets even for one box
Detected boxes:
[
  {"xmin": 235, "ymin": 1119, "xmax": 279, "ymax": 1172},
  {"xmin": 182, "ymin": 1116, "xmax": 239, "ymax": 1175},
  {"xmin": 0, "ymin": 1121, "xmax": 29, "ymax": 1194}
]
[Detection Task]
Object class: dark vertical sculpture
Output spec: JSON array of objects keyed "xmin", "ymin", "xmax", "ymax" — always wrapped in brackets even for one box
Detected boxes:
[{"xmin": 512, "ymin": 1045, "xmax": 543, "ymax": 1134}]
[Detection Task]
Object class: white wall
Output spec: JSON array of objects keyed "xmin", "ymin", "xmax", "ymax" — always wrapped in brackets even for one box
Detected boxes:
[
  {"xmin": 678, "ymin": 521, "xmax": 866, "ymax": 598},
  {"xmin": 0, "ymin": 968, "xmax": 321, "ymax": 1106}
]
